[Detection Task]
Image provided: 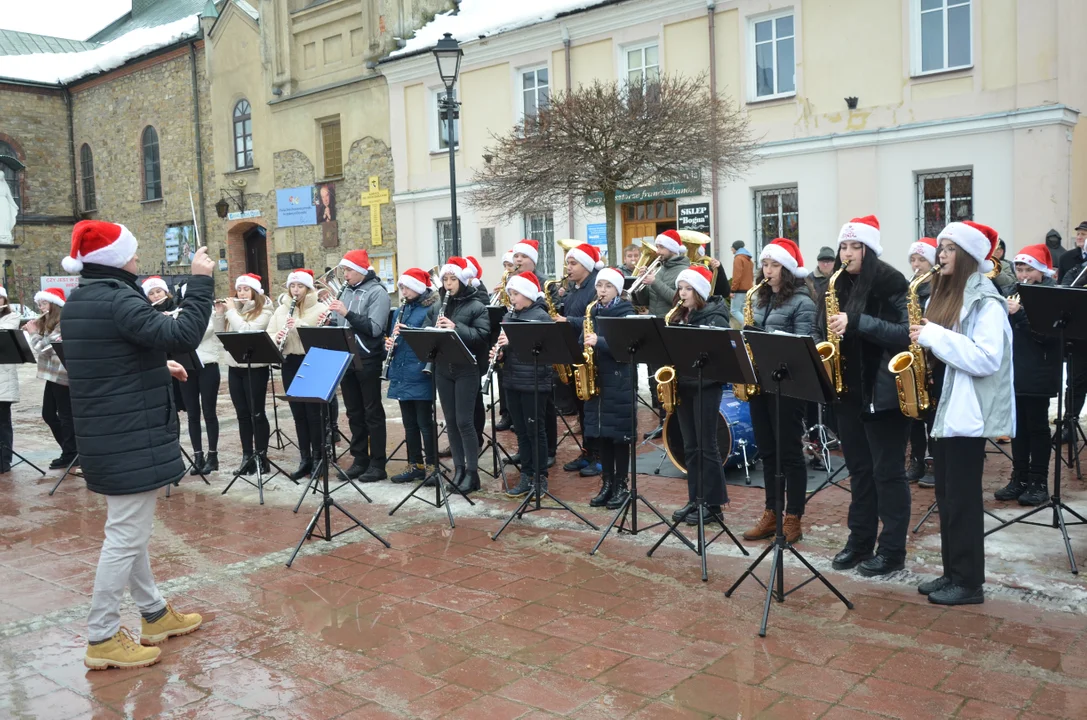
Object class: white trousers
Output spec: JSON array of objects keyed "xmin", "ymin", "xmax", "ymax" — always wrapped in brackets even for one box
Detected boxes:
[{"xmin": 87, "ymin": 489, "xmax": 166, "ymax": 642}]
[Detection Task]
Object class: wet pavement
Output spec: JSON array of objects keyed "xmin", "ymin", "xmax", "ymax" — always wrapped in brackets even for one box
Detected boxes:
[{"xmin": 2, "ymin": 366, "xmax": 1087, "ymax": 719}]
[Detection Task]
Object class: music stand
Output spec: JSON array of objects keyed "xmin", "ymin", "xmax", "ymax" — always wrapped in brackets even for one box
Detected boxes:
[
  {"xmin": 167, "ymin": 348, "xmax": 211, "ymax": 487},
  {"xmin": 646, "ymin": 327, "xmax": 751, "ymax": 581},
  {"xmin": 493, "ymin": 321, "xmax": 598, "ymax": 540},
  {"xmin": 984, "ymin": 284, "xmax": 1087, "ymax": 574},
  {"xmin": 590, "ymin": 316, "xmax": 688, "ymax": 554},
  {"xmin": 285, "ymin": 347, "xmax": 389, "ymax": 567},
  {"xmin": 481, "ymin": 306, "xmax": 517, "ymax": 481},
  {"xmin": 0, "ymin": 330, "xmax": 44, "ymax": 477},
  {"xmin": 725, "ymin": 331, "xmax": 853, "ymax": 636},
  {"xmin": 267, "ymin": 366, "xmax": 294, "ymax": 451},
  {"xmin": 389, "ymin": 328, "xmax": 477, "ymax": 528},
  {"xmin": 216, "ymin": 331, "xmax": 294, "ymax": 504}
]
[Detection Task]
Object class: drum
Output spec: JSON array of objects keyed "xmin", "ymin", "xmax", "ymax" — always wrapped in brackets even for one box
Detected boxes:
[{"xmin": 662, "ymin": 387, "xmax": 757, "ymax": 473}]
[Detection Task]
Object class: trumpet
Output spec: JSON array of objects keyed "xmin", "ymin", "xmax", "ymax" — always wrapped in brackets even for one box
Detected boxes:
[{"xmin": 626, "ymin": 256, "xmax": 664, "ymax": 298}]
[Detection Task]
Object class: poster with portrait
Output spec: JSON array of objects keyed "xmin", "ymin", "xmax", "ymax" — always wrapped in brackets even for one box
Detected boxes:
[
  {"xmin": 315, "ymin": 182, "xmax": 336, "ymax": 224},
  {"xmin": 165, "ymin": 223, "xmax": 196, "ymax": 266}
]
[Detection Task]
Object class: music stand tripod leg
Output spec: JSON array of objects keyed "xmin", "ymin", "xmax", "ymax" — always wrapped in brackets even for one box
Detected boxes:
[
  {"xmin": 912, "ymin": 499, "xmax": 939, "ymax": 533},
  {"xmin": 49, "ymin": 456, "xmax": 81, "ymax": 496}
]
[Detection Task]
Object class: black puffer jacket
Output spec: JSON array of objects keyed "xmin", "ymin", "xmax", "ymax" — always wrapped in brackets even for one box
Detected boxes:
[
  {"xmin": 1011, "ymin": 278, "xmax": 1061, "ymax": 397},
  {"xmin": 582, "ymin": 297, "xmax": 635, "ymax": 441},
  {"xmin": 500, "ymin": 298, "xmax": 553, "ymax": 392},
  {"xmin": 561, "ymin": 269, "xmax": 599, "ymax": 333},
  {"xmin": 675, "ymin": 296, "xmax": 732, "ymax": 393},
  {"xmin": 60, "ymin": 266, "xmax": 213, "ymax": 495},
  {"xmin": 426, "ymin": 283, "xmax": 490, "ymax": 379},
  {"xmin": 750, "ymin": 284, "xmax": 816, "ymax": 337}
]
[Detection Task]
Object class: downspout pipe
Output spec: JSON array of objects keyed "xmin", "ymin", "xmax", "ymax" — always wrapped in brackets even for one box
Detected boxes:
[
  {"xmin": 563, "ymin": 25, "xmax": 575, "ymax": 243},
  {"xmin": 64, "ymin": 87, "xmax": 79, "ymax": 218},
  {"xmin": 188, "ymin": 42, "xmax": 208, "ymax": 248},
  {"xmin": 707, "ymin": 1, "xmax": 720, "ymax": 257}
]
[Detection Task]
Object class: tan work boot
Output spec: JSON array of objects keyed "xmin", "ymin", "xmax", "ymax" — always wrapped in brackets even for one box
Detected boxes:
[
  {"xmin": 85, "ymin": 627, "xmax": 161, "ymax": 670},
  {"xmin": 742, "ymin": 509, "xmax": 776, "ymax": 541},
  {"xmin": 140, "ymin": 603, "xmax": 202, "ymax": 646},
  {"xmin": 783, "ymin": 514, "xmax": 803, "ymax": 544}
]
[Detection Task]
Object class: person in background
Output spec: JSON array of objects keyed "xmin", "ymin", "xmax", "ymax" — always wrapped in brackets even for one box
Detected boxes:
[
  {"xmin": 811, "ymin": 247, "xmax": 837, "ymax": 300},
  {"xmin": 729, "ymin": 240, "xmax": 754, "ymax": 326},
  {"xmin": 177, "ymin": 283, "xmax": 222, "ymax": 475},
  {"xmin": 26, "ymin": 287, "xmax": 77, "ymax": 469},
  {"xmin": 989, "ymin": 239, "xmax": 1016, "ymax": 296},
  {"xmin": 905, "ymin": 237, "xmax": 938, "ymax": 489},
  {"xmin": 1045, "ymin": 228, "xmax": 1066, "ymax": 268},
  {"xmin": 491, "ymin": 251, "xmax": 516, "ymax": 433},
  {"xmin": 1057, "ymin": 221, "xmax": 1087, "ymax": 443},
  {"xmin": 619, "ymin": 243, "xmax": 641, "ymax": 278},
  {"xmin": 0, "ymin": 287, "xmax": 19, "ymax": 473}
]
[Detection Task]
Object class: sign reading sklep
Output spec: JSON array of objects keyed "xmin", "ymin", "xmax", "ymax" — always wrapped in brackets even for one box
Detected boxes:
[{"xmin": 677, "ymin": 203, "xmax": 711, "ymax": 234}]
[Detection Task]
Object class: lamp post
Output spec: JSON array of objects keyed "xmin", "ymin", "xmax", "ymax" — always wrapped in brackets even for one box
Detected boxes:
[{"xmin": 433, "ymin": 32, "xmax": 463, "ymax": 258}]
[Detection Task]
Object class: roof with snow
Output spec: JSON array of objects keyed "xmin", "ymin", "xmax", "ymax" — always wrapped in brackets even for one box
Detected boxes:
[
  {"xmin": 90, "ymin": 0, "xmax": 209, "ymax": 44},
  {"xmin": 0, "ymin": 30, "xmax": 100, "ymax": 57}
]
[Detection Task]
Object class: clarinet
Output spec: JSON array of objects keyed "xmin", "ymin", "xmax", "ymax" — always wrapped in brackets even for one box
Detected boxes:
[
  {"xmin": 423, "ymin": 292, "xmax": 450, "ymax": 376},
  {"xmin": 481, "ymin": 336, "xmax": 502, "ymax": 396},
  {"xmin": 380, "ymin": 304, "xmax": 404, "ymax": 381},
  {"xmin": 275, "ymin": 298, "xmax": 298, "ymax": 352}
]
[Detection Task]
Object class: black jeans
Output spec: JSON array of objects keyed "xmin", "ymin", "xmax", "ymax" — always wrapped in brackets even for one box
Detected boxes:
[
  {"xmin": 837, "ymin": 406, "xmax": 911, "ymax": 562},
  {"xmin": 599, "ymin": 437, "xmax": 630, "ymax": 478},
  {"xmin": 507, "ymin": 389, "xmax": 548, "ymax": 478},
  {"xmin": 179, "ymin": 363, "xmax": 220, "ymax": 453},
  {"xmin": 0, "ymin": 401, "xmax": 12, "ymax": 468},
  {"xmin": 282, "ymin": 355, "xmax": 324, "ymax": 459},
  {"xmin": 1012, "ymin": 395, "xmax": 1051, "ymax": 476},
  {"xmin": 437, "ymin": 373, "xmax": 481, "ymax": 472},
  {"xmin": 908, "ymin": 418, "xmax": 930, "ymax": 462},
  {"xmin": 400, "ymin": 400, "xmax": 437, "ymax": 466},
  {"xmin": 749, "ymin": 394, "xmax": 808, "ymax": 517},
  {"xmin": 42, "ymin": 381, "xmax": 76, "ymax": 457},
  {"xmin": 933, "ymin": 436, "xmax": 986, "ymax": 588},
  {"xmin": 340, "ymin": 363, "xmax": 386, "ymax": 467},
  {"xmin": 228, "ymin": 366, "xmax": 270, "ymax": 455},
  {"xmin": 677, "ymin": 384, "xmax": 727, "ymax": 506},
  {"xmin": 474, "ymin": 387, "xmax": 486, "ymax": 447}
]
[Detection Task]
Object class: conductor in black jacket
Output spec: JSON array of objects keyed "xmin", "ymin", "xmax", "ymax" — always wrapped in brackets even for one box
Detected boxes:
[{"xmin": 60, "ymin": 220, "xmax": 212, "ymax": 671}]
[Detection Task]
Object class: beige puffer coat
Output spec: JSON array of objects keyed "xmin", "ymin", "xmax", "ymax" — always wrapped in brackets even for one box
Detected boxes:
[{"xmin": 266, "ymin": 292, "xmax": 328, "ymax": 356}]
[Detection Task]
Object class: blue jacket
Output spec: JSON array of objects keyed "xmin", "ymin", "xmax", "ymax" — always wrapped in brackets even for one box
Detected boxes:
[
  {"xmin": 386, "ymin": 290, "xmax": 439, "ymax": 402},
  {"xmin": 581, "ymin": 297, "xmax": 635, "ymax": 441}
]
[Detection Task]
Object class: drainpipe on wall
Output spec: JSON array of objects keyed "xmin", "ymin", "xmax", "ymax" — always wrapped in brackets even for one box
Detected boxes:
[
  {"xmin": 707, "ymin": 1, "xmax": 720, "ymax": 257},
  {"xmin": 64, "ymin": 87, "xmax": 79, "ymax": 219},
  {"xmin": 188, "ymin": 42, "xmax": 208, "ymax": 249},
  {"xmin": 563, "ymin": 25, "xmax": 575, "ymax": 241}
]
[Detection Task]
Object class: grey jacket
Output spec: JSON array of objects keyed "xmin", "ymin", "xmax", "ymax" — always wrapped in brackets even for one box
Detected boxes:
[
  {"xmin": 750, "ymin": 286, "xmax": 816, "ymax": 337},
  {"xmin": 632, "ymin": 254, "xmax": 690, "ymax": 318},
  {"xmin": 330, "ymin": 272, "xmax": 391, "ymax": 361}
]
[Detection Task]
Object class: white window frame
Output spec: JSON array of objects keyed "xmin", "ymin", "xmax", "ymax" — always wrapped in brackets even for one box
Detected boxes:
[
  {"xmin": 748, "ymin": 9, "xmax": 796, "ymax": 103},
  {"xmin": 518, "ymin": 65, "xmax": 550, "ymax": 128},
  {"xmin": 622, "ymin": 41, "xmax": 660, "ymax": 92},
  {"xmin": 911, "ymin": 0, "xmax": 972, "ymax": 77},
  {"xmin": 753, "ymin": 186, "xmax": 799, "ymax": 255},
  {"xmin": 523, "ymin": 212, "xmax": 556, "ymax": 277},
  {"xmin": 430, "ymin": 87, "xmax": 459, "ymax": 153},
  {"xmin": 916, "ymin": 169, "xmax": 973, "ymax": 239}
]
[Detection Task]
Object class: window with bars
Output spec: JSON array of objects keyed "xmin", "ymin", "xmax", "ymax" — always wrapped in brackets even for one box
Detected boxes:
[
  {"xmin": 917, "ymin": 170, "xmax": 972, "ymax": 239},
  {"xmin": 754, "ymin": 187, "xmax": 799, "ymax": 255},
  {"xmin": 520, "ymin": 67, "xmax": 549, "ymax": 131},
  {"xmin": 751, "ymin": 12, "xmax": 795, "ymax": 99},
  {"xmin": 915, "ymin": 0, "xmax": 971, "ymax": 75},
  {"xmin": 524, "ymin": 212, "xmax": 556, "ymax": 277},
  {"xmin": 233, "ymin": 99, "xmax": 254, "ymax": 170},
  {"xmin": 436, "ymin": 217, "xmax": 461, "ymax": 261},
  {"xmin": 0, "ymin": 141, "xmax": 20, "ymax": 214},
  {"xmin": 320, "ymin": 119, "xmax": 342, "ymax": 178},
  {"xmin": 141, "ymin": 126, "xmax": 162, "ymax": 201},
  {"xmin": 80, "ymin": 144, "xmax": 96, "ymax": 212}
]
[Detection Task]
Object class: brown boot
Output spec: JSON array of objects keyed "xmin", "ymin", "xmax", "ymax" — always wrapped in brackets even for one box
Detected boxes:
[
  {"xmin": 742, "ymin": 509, "xmax": 776, "ymax": 541},
  {"xmin": 783, "ymin": 514, "xmax": 803, "ymax": 544}
]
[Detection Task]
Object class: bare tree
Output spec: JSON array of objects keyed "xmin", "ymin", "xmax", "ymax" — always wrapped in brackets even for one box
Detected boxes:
[{"xmin": 468, "ymin": 74, "xmax": 758, "ymax": 263}]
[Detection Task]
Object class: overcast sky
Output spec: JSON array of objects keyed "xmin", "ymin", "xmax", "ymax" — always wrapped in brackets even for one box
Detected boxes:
[{"xmin": 1, "ymin": 0, "xmax": 131, "ymax": 41}]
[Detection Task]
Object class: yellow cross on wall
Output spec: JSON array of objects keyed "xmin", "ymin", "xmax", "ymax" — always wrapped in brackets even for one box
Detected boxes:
[{"xmin": 360, "ymin": 176, "xmax": 390, "ymax": 246}]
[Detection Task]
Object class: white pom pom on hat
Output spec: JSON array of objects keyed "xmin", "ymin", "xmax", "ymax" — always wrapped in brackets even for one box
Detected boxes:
[{"xmin": 567, "ymin": 243, "xmax": 604, "ymax": 272}]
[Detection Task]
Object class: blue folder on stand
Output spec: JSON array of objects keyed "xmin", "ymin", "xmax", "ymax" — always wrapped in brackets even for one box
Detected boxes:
[{"xmin": 284, "ymin": 346, "xmax": 352, "ymax": 404}]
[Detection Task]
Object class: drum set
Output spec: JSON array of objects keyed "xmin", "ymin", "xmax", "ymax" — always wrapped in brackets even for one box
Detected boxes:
[{"xmin": 658, "ymin": 386, "xmax": 758, "ymax": 482}]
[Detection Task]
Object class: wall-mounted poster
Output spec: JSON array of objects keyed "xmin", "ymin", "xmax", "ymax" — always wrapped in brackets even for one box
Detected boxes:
[
  {"xmin": 315, "ymin": 182, "xmax": 336, "ymax": 224},
  {"xmin": 165, "ymin": 223, "xmax": 196, "ymax": 266},
  {"xmin": 276, "ymin": 185, "xmax": 317, "ymax": 227}
]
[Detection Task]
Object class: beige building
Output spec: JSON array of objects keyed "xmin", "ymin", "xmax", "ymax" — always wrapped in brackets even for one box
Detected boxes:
[{"xmin": 381, "ymin": 0, "xmax": 1086, "ymax": 282}]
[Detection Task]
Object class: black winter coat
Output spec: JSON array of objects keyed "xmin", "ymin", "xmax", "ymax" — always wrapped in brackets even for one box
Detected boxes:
[
  {"xmin": 426, "ymin": 284, "xmax": 490, "ymax": 379},
  {"xmin": 1011, "ymin": 278, "xmax": 1061, "ymax": 397},
  {"xmin": 582, "ymin": 297, "xmax": 635, "ymax": 441},
  {"xmin": 60, "ymin": 267, "xmax": 213, "ymax": 495},
  {"xmin": 674, "ymin": 296, "xmax": 731, "ymax": 393},
  {"xmin": 500, "ymin": 299, "xmax": 554, "ymax": 392},
  {"xmin": 562, "ymin": 269, "xmax": 600, "ymax": 333}
]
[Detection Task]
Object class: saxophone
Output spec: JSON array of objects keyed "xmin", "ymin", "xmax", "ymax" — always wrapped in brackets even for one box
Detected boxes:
[
  {"xmin": 573, "ymin": 299, "xmax": 600, "ymax": 401},
  {"xmin": 888, "ymin": 265, "xmax": 940, "ymax": 419},
  {"xmin": 653, "ymin": 300, "xmax": 684, "ymax": 414},
  {"xmin": 544, "ymin": 272, "xmax": 572, "ymax": 384},
  {"xmin": 816, "ymin": 260, "xmax": 849, "ymax": 395},
  {"xmin": 733, "ymin": 278, "xmax": 768, "ymax": 402}
]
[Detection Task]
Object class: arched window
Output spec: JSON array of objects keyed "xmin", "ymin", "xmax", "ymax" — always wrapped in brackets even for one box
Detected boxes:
[
  {"xmin": 141, "ymin": 126, "xmax": 161, "ymax": 201},
  {"xmin": 0, "ymin": 141, "xmax": 21, "ymax": 213},
  {"xmin": 233, "ymin": 99, "xmax": 253, "ymax": 169},
  {"xmin": 80, "ymin": 144, "xmax": 96, "ymax": 212}
]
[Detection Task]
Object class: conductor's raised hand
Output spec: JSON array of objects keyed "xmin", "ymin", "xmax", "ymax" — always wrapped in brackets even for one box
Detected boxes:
[{"xmin": 191, "ymin": 246, "xmax": 215, "ymax": 277}]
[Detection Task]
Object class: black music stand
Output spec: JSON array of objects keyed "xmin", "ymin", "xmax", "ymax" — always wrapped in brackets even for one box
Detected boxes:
[
  {"xmin": 167, "ymin": 348, "xmax": 212, "ymax": 489},
  {"xmin": 388, "ymin": 328, "xmax": 476, "ymax": 528},
  {"xmin": 0, "ymin": 330, "xmax": 44, "ymax": 477},
  {"xmin": 646, "ymin": 326, "xmax": 750, "ymax": 581},
  {"xmin": 493, "ymin": 321, "xmax": 598, "ymax": 540},
  {"xmin": 267, "ymin": 366, "xmax": 294, "ymax": 451},
  {"xmin": 216, "ymin": 331, "xmax": 294, "ymax": 504},
  {"xmin": 481, "ymin": 306, "xmax": 517, "ymax": 481},
  {"xmin": 552, "ymin": 320, "xmax": 587, "ymax": 456},
  {"xmin": 985, "ymin": 284, "xmax": 1087, "ymax": 574},
  {"xmin": 591, "ymin": 316, "xmax": 687, "ymax": 554},
  {"xmin": 286, "ymin": 347, "xmax": 389, "ymax": 567},
  {"xmin": 725, "ymin": 331, "xmax": 853, "ymax": 636}
]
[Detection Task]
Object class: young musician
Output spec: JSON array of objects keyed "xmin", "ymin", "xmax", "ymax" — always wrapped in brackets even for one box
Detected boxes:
[
  {"xmin": 580, "ymin": 268, "xmax": 635, "ymax": 509},
  {"xmin": 143, "ymin": 277, "xmax": 185, "ymax": 414},
  {"xmin": 995, "ymin": 244, "xmax": 1060, "ymax": 506},
  {"xmin": 213, "ymin": 274, "xmax": 273, "ymax": 476},
  {"xmin": 493, "ymin": 272, "xmax": 553, "ymax": 497},
  {"xmin": 913, "ymin": 221, "xmax": 1013, "ymax": 605},
  {"xmin": 511, "ymin": 239, "xmax": 559, "ymax": 465},
  {"xmin": 491, "ymin": 251, "xmax": 516, "ymax": 432},
  {"xmin": 324, "ymin": 249, "xmax": 390, "ymax": 482},
  {"xmin": 428, "ymin": 258, "xmax": 490, "ymax": 493},
  {"xmin": 178, "ymin": 283, "xmax": 222, "ymax": 475},
  {"xmin": 619, "ymin": 243, "xmax": 640, "ymax": 278},
  {"xmin": 740, "ymin": 239, "xmax": 816, "ymax": 544},
  {"xmin": 267, "ymin": 269, "xmax": 329, "ymax": 480},
  {"xmin": 385, "ymin": 268, "xmax": 439, "ymax": 484},
  {"xmin": 0, "ymin": 288, "xmax": 19, "ymax": 473},
  {"xmin": 822, "ymin": 216, "xmax": 912, "ymax": 577},
  {"xmin": 906, "ymin": 237, "xmax": 938, "ymax": 488},
  {"xmin": 26, "ymin": 288, "xmax": 76, "ymax": 468},
  {"xmin": 466, "ymin": 255, "xmax": 489, "ymax": 448},
  {"xmin": 666, "ymin": 265, "xmax": 731, "ymax": 525}
]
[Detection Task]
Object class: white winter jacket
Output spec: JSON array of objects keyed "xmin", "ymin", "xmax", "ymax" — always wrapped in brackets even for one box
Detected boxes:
[
  {"xmin": 212, "ymin": 300, "xmax": 273, "ymax": 368},
  {"xmin": 0, "ymin": 313, "xmax": 20, "ymax": 402}
]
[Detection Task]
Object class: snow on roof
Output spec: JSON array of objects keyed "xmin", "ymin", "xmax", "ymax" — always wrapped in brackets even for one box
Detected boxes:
[
  {"xmin": 0, "ymin": 14, "xmax": 199, "ymax": 85},
  {"xmin": 388, "ymin": 0, "xmax": 608, "ymax": 59}
]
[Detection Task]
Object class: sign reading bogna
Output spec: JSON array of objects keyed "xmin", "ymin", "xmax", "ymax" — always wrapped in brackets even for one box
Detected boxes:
[
  {"xmin": 585, "ymin": 173, "xmax": 702, "ymax": 207},
  {"xmin": 677, "ymin": 203, "xmax": 711, "ymax": 233}
]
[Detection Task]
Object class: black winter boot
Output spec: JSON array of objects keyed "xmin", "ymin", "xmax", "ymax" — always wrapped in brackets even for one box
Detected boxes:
[
  {"xmin": 258, "ymin": 453, "xmax": 270, "ymax": 475},
  {"xmin": 1018, "ymin": 473, "xmax": 1048, "ymax": 506},
  {"xmin": 190, "ymin": 452, "xmax": 205, "ymax": 476},
  {"xmin": 290, "ymin": 457, "xmax": 313, "ymax": 481},
  {"xmin": 200, "ymin": 451, "xmax": 219, "ymax": 474},
  {"xmin": 605, "ymin": 476, "xmax": 629, "ymax": 510},
  {"xmin": 235, "ymin": 454, "xmax": 256, "ymax": 476},
  {"xmin": 994, "ymin": 469, "xmax": 1027, "ymax": 501},
  {"xmin": 589, "ymin": 473, "xmax": 614, "ymax": 507}
]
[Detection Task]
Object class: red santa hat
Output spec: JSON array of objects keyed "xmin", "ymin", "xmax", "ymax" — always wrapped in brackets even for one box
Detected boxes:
[
  {"xmin": 502, "ymin": 250, "xmax": 515, "ymax": 265},
  {"xmin": 234, "ymin": 273, "xmax": 264, "ymax": 294},
  {"xmin": 1012, "ymin": 244, "xmax": 1056, "ymax": 277},
  {"xmin": 34, "ymin": 287, "xmax": 66, "ymax": 307},
  {"xmin": 505, "ymin": 271, "xmax": 542, "ymax": 301},
  {"xmin": 595, "ymin": 267, "xmax": 625, "ymax": 296},
  {"xmin": 286, "ymin": 268, "xmax": 315, "ymax": 289},
  {"xmin": 567, "ymin": 242, "xmax": 604, "ymax": 273},
  {"xmin": 466, "ymin": 255, "xmax": 483, "ymax": 288},
  {"xmin": 511, "ymin": 239, "xmax": 539, "ymax": 265},
  {"xmin": 63, "ymin": 220, "xmax": 139, "ymax": 273},
  {"xmin": 908, "ymin": 237, "xmax": 938, "ymax": 267},
  {"xmin": 141, "ymin": 275, "xmax": 169, "ymax": 296},
  {"xmin": 654, "ymin": 229, "xmax": 683, "ymax": 255},
  {"xmin": 675, "ymin": 265, "xmax": 714, "ymax": 300},
  {"xmin": 339, "ymin": 249, "xmax": 372, "ymax": 275},
  {"xmin": 398, "ymin": 267, "xmax": 433, "ymax": 294},
  {"xmin": 759, "ymin": 238, "xmax": 809, "ymax": 279},
  {"xmin": 837, "ymin": 215, "xmax": 882, "ymax": 256},
  {"xmin": 938, "ymin": 221, "xmax": 999, "ymax": 274},
  {"xmin": 439, "ymin": 256, "xmax": 474, "ymax": 285}
]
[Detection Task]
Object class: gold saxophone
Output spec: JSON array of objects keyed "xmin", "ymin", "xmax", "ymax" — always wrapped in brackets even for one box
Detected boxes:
[
  {"xmin": 816, "ymin": 260, "xmax": 849, "ymax": 395},
  {"xmin": 544, "ymin": 272, "xmax": 573, "ymax": 384},
  {"xmin": 888, "ymin": 265, "xmax": 941, "ymax": 419},
  {"xmin": 573, "ymin": 298, "xmax": 600, "ymax": 401},
  {"xmin": 733, "ymin": 278, "xmax": 768, "ymax": 402},
  {"xmin": 490, "ymin": 268, "xmax": 513, "ymax": 308},
  {"xmin": 653, "ymin": 300, "xmax": 684, "ymax": 414}
]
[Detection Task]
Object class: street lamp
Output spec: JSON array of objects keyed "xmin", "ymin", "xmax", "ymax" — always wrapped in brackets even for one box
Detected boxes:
[{"xmin": 433, "ymin": 33, "xmax": 463, "ymax": 258}]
